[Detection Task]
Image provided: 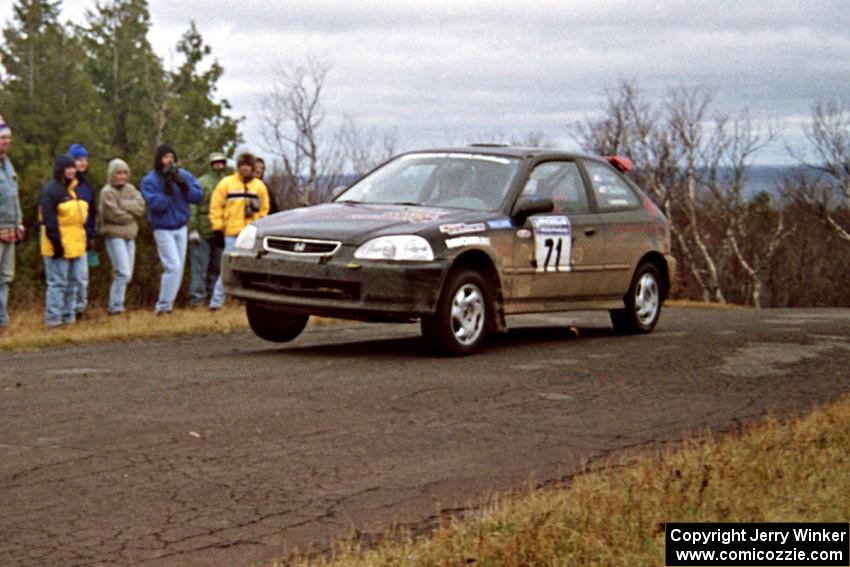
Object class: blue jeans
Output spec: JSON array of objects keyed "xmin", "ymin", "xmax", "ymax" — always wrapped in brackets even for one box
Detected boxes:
[
  {"xmin": 188, "ymin": 237, "xmax": 223, "ymax": 305},
  {"xmin": 43, "ymin": 256, "xmax": 84, "ymax": 326},
  {"xmin": 75, "ymin": 256, "xmax": 89, "ymax": 314},
  {"xmin": 209, "ymin": 236, "xmax": 236, "ymax": 309},
  {"xmin": 153, "ymin": 227, "xmax": 188, "ymax": 313},
  {"xmin": 0, "ymin": 241, "xmax": 14, "ymax": 328},
  {"xmin": 105, "ymin": 237, "xmax": 135, "ymax": 313}
]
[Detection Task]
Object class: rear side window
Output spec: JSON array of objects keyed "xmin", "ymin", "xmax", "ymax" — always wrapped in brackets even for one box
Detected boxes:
[
  {"xmin": 521, "ymin": 161, "xmax": 589, "ymax": 214},
  {"xmin": 583, "ymin": 160, "xmax": 639, "ymax": 211}
]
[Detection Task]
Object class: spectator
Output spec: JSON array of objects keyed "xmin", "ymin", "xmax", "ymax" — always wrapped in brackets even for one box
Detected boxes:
[
  {"xmin": 140, "ymin": 145, "xmax": 203, "ymax": 315},
  {"xmin": 0, "ymin": 116, "xmax": 23, "ymax": 333},
  {"xmin": 254, "ymin": 156, "xmax": 278, "ymax": 214},
  {"xmin": 188, "ymin": 152, "xmax": 229, "ymax": 306},
  {"xmin": 67, "ymin": 143, "xmax": 96, "ymax": 319},
  {"xmin": 39, "ymin": 155, "xmax": 88, "ymax": 327},
  {"xmin": 208, "ymin": 152, "xmax": 270, "ymax": 310},
  {"xmin": 97, "ymin": 159, "xmax": 145, "ymax": 315}
]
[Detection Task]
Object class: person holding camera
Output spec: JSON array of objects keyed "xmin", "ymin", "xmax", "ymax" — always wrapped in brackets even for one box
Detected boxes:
[
  {"xmin": 207, "ymin": 152, "xmax": 269, "ymax": 310},
  {"xmin": 140, "ymin": 145, "xmax": 203, "ymax": 315}
]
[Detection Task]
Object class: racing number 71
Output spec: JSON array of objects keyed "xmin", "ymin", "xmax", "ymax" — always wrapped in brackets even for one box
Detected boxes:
[{"xmin": 543, "ymin": 237, "xmax": 563, "ymax": 272}]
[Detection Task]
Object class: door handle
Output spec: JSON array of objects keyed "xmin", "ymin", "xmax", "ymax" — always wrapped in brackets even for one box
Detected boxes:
[{"xmin": 584, "ymin": 228, "xmax": 597, "ymax": 237}]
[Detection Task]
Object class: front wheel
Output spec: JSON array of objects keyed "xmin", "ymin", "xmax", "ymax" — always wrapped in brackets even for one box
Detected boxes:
[
  {"xmin": 246, "ymin": 301, "xmax": 309, "ymax": 343},
  {"xmin": 421, "ymin": 269, "xmax": 491, "ymax": 356},
  {"xmin": 610, "ymin": 263, "xmax": 662, "ymax": 334}
]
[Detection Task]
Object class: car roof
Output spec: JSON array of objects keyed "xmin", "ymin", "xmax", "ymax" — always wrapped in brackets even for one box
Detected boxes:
[{"xmin": 400, "ymin": 145, "xmax": 610, "ymax": 163}]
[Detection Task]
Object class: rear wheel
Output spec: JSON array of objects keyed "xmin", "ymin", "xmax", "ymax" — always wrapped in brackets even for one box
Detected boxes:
[
  {"xmin": 610, "ymin": 263, "xmax": 662, "ymax": 334},
  {"xmin": 246, "ymin": 301, "xmax": 309, "ymax": 343},
  {"xmin": 421, "ymin": 269, "xmax": 491, "ymax": 356}
]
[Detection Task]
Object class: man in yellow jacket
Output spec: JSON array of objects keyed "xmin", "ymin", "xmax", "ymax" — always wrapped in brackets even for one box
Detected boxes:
[{"xmin": 208, "ymin": 152, "xmax": 270, "ymax": 309}]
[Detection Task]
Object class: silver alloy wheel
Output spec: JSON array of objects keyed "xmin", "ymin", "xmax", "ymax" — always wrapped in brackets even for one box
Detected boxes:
[
  {"xmin": 451, "ymin": 283, "xmax": 485, "ymax": 346},
  {"xmin": 634, "ymin": 272, "xmax": 660, "ymax": 326}
]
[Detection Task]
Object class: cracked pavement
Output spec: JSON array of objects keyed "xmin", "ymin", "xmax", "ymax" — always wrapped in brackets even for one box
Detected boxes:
[{"xmin": 1, "ymin": 307, "xmax": 848, "ymax": 566}]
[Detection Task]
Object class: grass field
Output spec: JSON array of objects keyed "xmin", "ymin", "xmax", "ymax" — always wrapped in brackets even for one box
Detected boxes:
[
  {"xmin": 282, "ymin": 396, "xmax": 850, "ymax": 566},
  {"xmin": 0, "ymin": 305, "xmax": 351, "ymax": 351}
]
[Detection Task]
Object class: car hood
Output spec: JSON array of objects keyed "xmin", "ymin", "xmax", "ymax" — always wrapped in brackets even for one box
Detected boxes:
[{"xmin": 253, "ymin": 203, "xmax": 495, "ymax": 243}]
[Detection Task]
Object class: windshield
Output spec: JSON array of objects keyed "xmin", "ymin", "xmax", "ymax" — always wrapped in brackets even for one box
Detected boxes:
[{"xmin": 336, "ymin": 153, "xmax": 522, "ymax": 211}]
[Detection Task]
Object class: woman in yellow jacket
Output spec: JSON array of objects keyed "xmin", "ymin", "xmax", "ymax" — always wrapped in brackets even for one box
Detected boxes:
[
  {"xmin": 208, "ymin": 152, "xmax": 270, "ymax": 309},
  {"xmin": 39, "ymin": 155, "xmax": 89, "ymax": 327}
]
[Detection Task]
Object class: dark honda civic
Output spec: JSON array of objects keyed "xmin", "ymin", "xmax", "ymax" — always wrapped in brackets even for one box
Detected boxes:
[{"xmin": 221, "ymin": 146, "xmax": 676, "ymax": 355}]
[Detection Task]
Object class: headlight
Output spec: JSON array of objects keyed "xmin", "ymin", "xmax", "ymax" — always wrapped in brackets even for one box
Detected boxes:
[
  {"xmin": 234, "ymin": 225, "xmax": 258, "ymax": 250},
  {"xmin": 354, "ymin": 235, "xmax": 434, "ymax": 261}
]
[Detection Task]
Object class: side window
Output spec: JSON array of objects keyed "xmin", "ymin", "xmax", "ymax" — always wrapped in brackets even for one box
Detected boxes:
[
  {"xmin": 583, "ymin": 160, "xmax": 639, "ymax": 211},
  {"xmin": 521, "ymin": 161, "xmax": 589, "ymax": 214}
]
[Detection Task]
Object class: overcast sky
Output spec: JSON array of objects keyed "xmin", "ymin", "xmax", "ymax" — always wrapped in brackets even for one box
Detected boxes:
[{"xmin": 3, "ymin": 0, "xmax": 849, "ymax": 164}]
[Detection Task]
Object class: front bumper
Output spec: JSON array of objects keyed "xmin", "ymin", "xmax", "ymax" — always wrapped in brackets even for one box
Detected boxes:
[{"xmin": 222, "ymin": 246, "xmax": 449, "ymax": 321}]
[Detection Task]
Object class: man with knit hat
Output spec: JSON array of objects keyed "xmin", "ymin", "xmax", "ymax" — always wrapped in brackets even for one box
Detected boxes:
[
  {"xmin": 187, "ymin": 151, "xmax": 229, "ymax": 306},
  {"xmin": 67, "ymin": 143, "xmax": 96, "ymax": 319},
  {"xmin": 0, "ymin": 116, "xmax": 23, "ymax": 332},
  {"xmin": 208, "ymin": 152, "xmax": 270, "ymax": 310},
  {"xmin": 140, "ymin": 144, "xmax": 203, "ymax": 315}
]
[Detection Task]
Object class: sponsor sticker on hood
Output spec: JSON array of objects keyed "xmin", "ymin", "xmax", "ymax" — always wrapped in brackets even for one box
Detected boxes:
[
  {"xmin": 439, "ymin": 222, "xmax": 486, "ymax": 236},
  {"xmin": 445, "ymin": 236, "xmax": 491, "ymax": 249}
]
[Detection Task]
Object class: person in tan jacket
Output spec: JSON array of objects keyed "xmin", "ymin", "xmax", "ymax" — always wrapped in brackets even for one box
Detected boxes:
[{"xmin": 97, "ymin": 159, "xmax": 145, "ymax": 314}]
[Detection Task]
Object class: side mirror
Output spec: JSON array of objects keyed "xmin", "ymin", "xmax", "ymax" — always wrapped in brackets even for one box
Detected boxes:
[
  {"xmin": 331, "ymin": 185, "xmax": 348, "ymax": 200},
  {"xmin": 511, "ymin": 197, "xmax": 554, "ymax": 225}
]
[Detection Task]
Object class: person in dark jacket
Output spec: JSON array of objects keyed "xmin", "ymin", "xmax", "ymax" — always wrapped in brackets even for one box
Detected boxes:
[
  {"xmin": 39, "ymin": 155, "xmax": 88, "ymax": 327},
  {"xmin": 188, "ymin": 152, "xmax": 229, "ymax": 306},
  {"xmin": 140, "ymin": 144, "xmax": 203, "ymax": 315},
  {"xmin": 67, "ymin": 143, "xmax": 96, "ymax": 318}
]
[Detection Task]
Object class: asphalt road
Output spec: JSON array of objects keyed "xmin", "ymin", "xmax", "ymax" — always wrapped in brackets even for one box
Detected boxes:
[{"xmin": 1, "ymin": 307, "xmax": 848, "ymax": 566}]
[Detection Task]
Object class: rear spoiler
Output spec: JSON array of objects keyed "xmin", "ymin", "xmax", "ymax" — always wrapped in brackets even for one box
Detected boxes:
[{"xmin": 605, "ymin": 156, "xmax": 634, "ymax": 173}]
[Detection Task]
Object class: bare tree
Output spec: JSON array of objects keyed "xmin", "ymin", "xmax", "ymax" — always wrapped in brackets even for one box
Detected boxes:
[
  {"xmin": 335, "ymin": 115, "xmax": 398, "ymax": 176},
  {"xmin": 790, "ymin": 99, "xmax": 850, "ymax": 242},
  {"xmin": 261, "ymin": 57, "xmax": 339, "ymax": 207},
  {"xmin": 573, "ymin": 81, "xmax": 783, "ymax": 305},
  {"xmin": 706, "ymin": 111, "xmax": 788, "ymax": 307}
]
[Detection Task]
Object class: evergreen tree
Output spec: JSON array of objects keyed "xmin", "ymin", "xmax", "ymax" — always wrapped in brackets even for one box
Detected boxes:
[
  {"xmin": 0, "ymin": 0, "xmax": 103, "ymax": 301},
  {"xmin": 79, "ymin": 0, "xmax": 166, "ymax": 175},
  {"xmin": 162, "ymin": 22, "xmax": 241, "ymax": 173}
]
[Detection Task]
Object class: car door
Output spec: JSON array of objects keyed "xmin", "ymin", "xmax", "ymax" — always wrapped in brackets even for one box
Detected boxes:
[
  {"xmin": 580, "ymin": 159, "xmax": 646, "ymax": 296},
  {"xmin": 503, "ymin": 160, "xmax": 606, "ymax": 302}
]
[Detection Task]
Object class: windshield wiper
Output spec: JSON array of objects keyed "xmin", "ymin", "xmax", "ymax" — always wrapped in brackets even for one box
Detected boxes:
[{"xmin": 392, "ymin": 201, "xmax": 427, "ymax": 207}]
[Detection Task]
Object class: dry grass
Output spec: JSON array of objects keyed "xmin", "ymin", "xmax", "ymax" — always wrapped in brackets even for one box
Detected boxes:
[
  {"xmin": 282, "ymin": 396, "xmax": 850, "ymax": 567},
  {"xmin": 666, "ymin": 299, "xmax": 748, "ymax": 310},
  {"xmin": 0, "ymin": 305, "xmax": 344, "ymax": 352}
]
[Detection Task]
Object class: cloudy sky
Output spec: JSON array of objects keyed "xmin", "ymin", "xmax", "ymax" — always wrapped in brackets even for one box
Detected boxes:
[{"xmin": 4, "ymin": 0, "xmax": 850, "ymax": 163}]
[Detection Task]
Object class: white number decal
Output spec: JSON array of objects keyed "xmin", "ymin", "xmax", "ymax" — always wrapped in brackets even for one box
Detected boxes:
[{"xmin": 531, "ymin": 216, "xmax": 572, "ymax": 273}]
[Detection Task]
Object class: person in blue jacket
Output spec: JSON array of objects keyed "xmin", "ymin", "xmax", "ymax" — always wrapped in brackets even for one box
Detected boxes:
[
  {"xmin": 67, "ymin": 143, "xmax": 96, "ymax": 319},
  {"xmin": 140, "ymin": 145, "xmax": 203, "ymax": 315}
]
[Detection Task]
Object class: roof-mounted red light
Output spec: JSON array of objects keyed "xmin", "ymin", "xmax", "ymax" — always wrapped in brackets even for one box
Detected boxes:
[{"xmin": 605, "ymin": 156, "xmax": 634, "ymax": 173}]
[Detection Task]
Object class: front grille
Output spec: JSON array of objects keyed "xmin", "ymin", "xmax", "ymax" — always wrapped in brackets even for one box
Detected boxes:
[
  {"xmin": 263, "ymin": 236, "xmax": 340, "ymax": 256},
  {"xmin": 239, "ymin": 272, "xmax": 359, "ymax": 301}
]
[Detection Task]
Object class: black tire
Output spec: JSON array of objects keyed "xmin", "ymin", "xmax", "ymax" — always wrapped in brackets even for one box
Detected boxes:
[
  {"xmin": 421, "ymin": 269, "xmax": 492, "ymax": 356},
  {"xmin": 246, "ymin": 301, "xmax": 309, "ymax": 343},
  {"xmin": 610, "ymin": 263, "xmax": 663, "ymax": 334}
]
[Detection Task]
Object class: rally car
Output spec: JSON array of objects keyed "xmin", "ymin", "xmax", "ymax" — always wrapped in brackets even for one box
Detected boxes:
[{"xmin": 221, "ymin": 146, "xmax": 676, "ymax": 355}]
